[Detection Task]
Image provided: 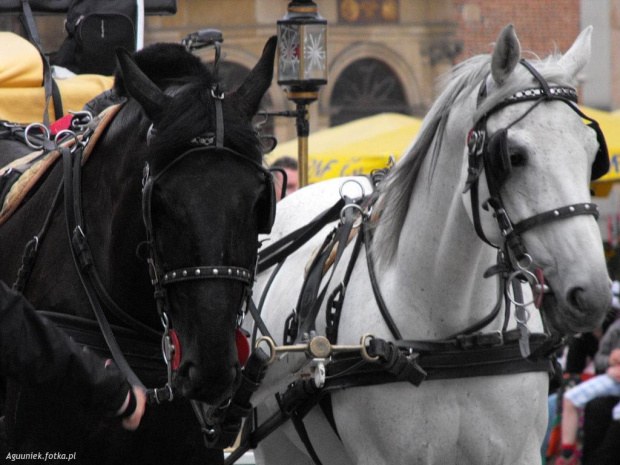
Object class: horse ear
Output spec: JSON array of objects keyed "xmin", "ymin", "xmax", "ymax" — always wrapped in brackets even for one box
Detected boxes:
[
  {"xmin": 558, "ymin": 26, "xmax": 592, "ymax": 80},
  {"xmin": 115, "ymin": 48, "xmax": 169, "ymax": 121},
  {"xmin": 491, "ymin": 24, "xmax": 521, "ymax": 86},
  {"xmin": 229, "ymin": 36, "xmax": 276, "ymax": 116}
]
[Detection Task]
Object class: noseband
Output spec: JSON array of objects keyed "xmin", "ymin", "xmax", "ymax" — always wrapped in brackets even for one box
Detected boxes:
[{"xmin": 465, "ymin": 59, "xmax": 609, "ymax": 266}]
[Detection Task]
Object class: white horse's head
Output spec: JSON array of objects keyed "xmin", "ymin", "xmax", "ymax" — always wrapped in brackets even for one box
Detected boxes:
[{"xmin": 461, "ymin": 24, "xmax": 611, "ymax": 334}]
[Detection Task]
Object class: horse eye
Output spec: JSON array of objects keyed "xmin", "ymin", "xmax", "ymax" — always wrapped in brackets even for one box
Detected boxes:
[{"xmin": 509, "ymin": 150, "xmax": 527, "ymax": 167}]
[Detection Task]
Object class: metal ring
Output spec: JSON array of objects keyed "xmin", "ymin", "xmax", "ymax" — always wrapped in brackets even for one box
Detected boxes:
[
  {"xmin": 211, "ymin": 88, "xmax": 224, "ymax": 99},
  {"xmin": 256, "ymin": 336, "xmax": 277, "ymax": 366},
  {"xmin": 339, "ymin": 179, "xmax": 365, "ymax": 201},
  {"xmin": 161, "ymin": 384, "xmax": 174, "ymax": 403},
  {"xmin": 360, "ymin": 333, "xmax": 379, "ymax": 362},
  {"xmin": 54, "ymin": 129, "xmax": 80, "ymax": 153},
  {"xmin": 339, "ymin": 203, "xmax": 364, "ymax": 227},
  {"xmin": 161, "ymin": 333, "xmax": 171, "ymax": 365},
  {"xmin": 505, "ymin": 270, "xmax": 537, "ymax": 307},
  {"xmin": 24, "ymin": 123, "xmax": 49, "ymax": 150},
  {"xmin": 69, "ymin": 110, "xmax": 93, "ymax": 121},
  {"xmin": 160, "ymin": 312, "xmax": 170, "ymax": 330},
  {"xmin": 516, "ymin": 253, "xmax": 533, "ymax": 271},
  {"xmin": 515, "ymin": 306, "xmax": 531, "ymax": 325}
]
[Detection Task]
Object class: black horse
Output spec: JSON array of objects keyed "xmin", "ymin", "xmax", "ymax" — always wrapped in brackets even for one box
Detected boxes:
[{"xmin": 0, "ymin": 36, "xmax": 277, "ymax": 464}]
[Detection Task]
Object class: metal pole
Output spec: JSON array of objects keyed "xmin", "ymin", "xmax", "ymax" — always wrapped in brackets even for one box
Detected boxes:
[{"xmin": 296, "ymin": 103, "xmax": 309, "ymax": 187}]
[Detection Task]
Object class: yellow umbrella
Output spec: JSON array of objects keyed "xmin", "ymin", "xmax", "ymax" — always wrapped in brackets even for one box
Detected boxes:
[
  {"xmin": 269, "ymin": 108, "xmax": 620, "ymax": 191},
  {"xmin": 268, "ymin": 113, "xmax": 422, "ymax": 183},
  {"xmin": 583, "ymin": 106, "xmax": 620, "ymax": 196}
]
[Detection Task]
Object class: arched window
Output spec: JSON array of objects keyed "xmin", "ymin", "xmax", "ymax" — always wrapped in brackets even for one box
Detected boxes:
[{"xmin": 330, "ymin": 58, "xmax": 408, "ymax": 126}]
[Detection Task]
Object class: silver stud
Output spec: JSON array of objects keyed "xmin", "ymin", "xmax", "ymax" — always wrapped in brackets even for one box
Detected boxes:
[
  {"xmin": 554, "ymin": 210, "xmax": 560, "ymax": 216},
  {"xmin": 213, "ymin": 269, "xmax": 218, "ymax": 276},
  {"xmin": 172, "ymin": 272, "xmax": 177, "ymax": 278},
  {"xmin": 195, "ymin": 269, "xmax": 201, "ymax": 276},
  {"xmin": 585, "ymin": 204, "xmax": 590, "ymax": 210},
  {"xmin": 228, "ymin": 269, "xmax": 232, "ymax": 275},
  {"xmin": 237, "ymin": 270, "xmax": 240, "ymax": 275},
  {"xmin": 164, "ymin": 274, "xmax": 168, "ymax": 280},
  {"xmin": 182, "ymin": 270, "xmax": 187, "ymax": 277},
  {"xmin": 569, "ymin": 206, "xmax": 575, "ymax": 212}
]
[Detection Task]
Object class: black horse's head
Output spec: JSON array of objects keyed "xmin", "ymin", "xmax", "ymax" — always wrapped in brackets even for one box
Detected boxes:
[{"xmin": 114, "ymin": 37, "xmax": 276, "ymax": 404}]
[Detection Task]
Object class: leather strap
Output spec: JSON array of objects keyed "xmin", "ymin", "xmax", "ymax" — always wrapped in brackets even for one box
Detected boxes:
[
  {"xmin": 362, "ymin": 220, "xmax": 403, "ymax": 340},
  {"xmin": 297, "ymin": 199, "xmax": 358, "ymax": 339},
  {"xmin": 12, "ymin": 181, "xmax": 63, "ymax": 292},
  {"xmin": 511, "ymin": 202, "xmax": 599, "ymax": 236},
  {"xmin": 257, "ymin": 198, "xmax": 346, "ymax": 273},
  {"xmin": 20, "ymin": 0, "xmax": 63, "ymax": 125},
  {"xmin": 62, "ymin": 145, "xmax": 148, "ymax": 390},
  {"xmin": 289, "ymin": 410, "xmax": 323, "ymax": 465}
]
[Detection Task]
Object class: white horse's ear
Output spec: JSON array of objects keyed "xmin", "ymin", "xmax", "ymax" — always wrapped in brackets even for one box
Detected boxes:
[
  {"xmin": 491, "ymin": 24, "xmax": 521, "ymax": 86},
  {"xmin": 558, "ymin": 26, "xmax": 592, "ymax": 79}
]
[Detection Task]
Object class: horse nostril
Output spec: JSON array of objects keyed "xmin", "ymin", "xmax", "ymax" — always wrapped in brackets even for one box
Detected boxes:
[{"xmin": 568, "ymin": 286, "xmax": 586, "ymax": 311}]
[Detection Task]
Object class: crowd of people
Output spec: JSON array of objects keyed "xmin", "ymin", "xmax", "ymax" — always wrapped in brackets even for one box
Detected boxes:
[{"xmin": 549, "ymin": 280, "xmax": 620, "ymax": 465}]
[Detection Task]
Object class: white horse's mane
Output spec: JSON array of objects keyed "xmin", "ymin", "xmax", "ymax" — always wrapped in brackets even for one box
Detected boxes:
[{"xmin": 372, "ymin": 51, "xmax": 578, "ymax": 267}]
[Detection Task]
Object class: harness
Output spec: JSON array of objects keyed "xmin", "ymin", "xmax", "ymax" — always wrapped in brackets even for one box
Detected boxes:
[{"xmin": 220, "ymin": 60, "xmax": 611, "ymax": 464}]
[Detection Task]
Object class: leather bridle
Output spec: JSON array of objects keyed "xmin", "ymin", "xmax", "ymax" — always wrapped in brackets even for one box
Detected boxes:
[
  {"xmin": 464, "ymin": 59, "xmax": 609, "ymax": 267},
  {"xmin": 140, "ymin": 94, "xmax": 276, "ymax": 401},
  {"xmin": 140, "ymin": 144, "xmax": 273, "ymax": 392}
]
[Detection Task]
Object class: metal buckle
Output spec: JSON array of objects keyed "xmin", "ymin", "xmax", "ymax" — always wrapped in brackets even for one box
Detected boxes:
[{"xmin": 476, "ymin": 330, "xmax": 504, "ymax": 347}]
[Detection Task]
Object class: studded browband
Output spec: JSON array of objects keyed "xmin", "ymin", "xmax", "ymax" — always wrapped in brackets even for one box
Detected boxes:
[{"xmin": 162, "ymin": 265, "xmax": 253, "ymax": 285}]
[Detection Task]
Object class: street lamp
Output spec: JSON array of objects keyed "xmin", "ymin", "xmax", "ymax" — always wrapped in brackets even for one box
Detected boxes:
[{"xmin": 277, "ymin": 0, "xmax": 328, "ymax": 187}]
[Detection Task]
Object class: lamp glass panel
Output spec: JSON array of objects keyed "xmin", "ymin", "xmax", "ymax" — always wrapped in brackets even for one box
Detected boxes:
[
  {"xmin": 302, "ymin": 23, "xmax": 327, "ymax": 80},
  {"xmin": 278, "ymin": 23, "xmax": 301, "ymax": 82}
]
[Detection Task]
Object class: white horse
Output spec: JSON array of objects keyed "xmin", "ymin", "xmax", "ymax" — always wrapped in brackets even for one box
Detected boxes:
[{"xmin": 248, "ymin": 24, "xmax": 611, "ymax": 465}]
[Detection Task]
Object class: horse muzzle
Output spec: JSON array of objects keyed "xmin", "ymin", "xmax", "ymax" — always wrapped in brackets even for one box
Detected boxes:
[{"xmin": 541, "ymin": 279, "xmax": 611, "ymax": 334}]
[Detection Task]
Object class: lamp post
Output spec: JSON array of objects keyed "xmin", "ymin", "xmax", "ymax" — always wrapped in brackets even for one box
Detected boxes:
[{"xmin": 277, "ymin": 0, "xmax": 327, "ymax": 187}]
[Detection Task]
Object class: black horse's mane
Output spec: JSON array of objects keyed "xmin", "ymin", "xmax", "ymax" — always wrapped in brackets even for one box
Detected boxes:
[{"xmin": 113, "ymin": 43, "xmax": 263, "ymax": 172}]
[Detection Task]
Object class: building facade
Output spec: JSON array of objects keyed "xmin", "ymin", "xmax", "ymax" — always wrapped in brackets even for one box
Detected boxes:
[
  {"xmin": 0, "ymin": 0, "xmax": 607, "ymax": 140},
  {"xmin": 137, "ymin": 0, "xmax": 595, "ymax": 142}
]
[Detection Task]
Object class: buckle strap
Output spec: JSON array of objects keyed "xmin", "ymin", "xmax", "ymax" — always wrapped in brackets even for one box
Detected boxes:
[{"xmin": 367, "ymin": 338, "xmax": 427, "ymax": 386}]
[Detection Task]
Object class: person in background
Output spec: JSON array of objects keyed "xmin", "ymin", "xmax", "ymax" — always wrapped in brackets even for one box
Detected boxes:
[
  {"xmin": 0, "ymin": 280, "xmax": 145, "ymax": 431},
  {"xmin": 271, "ymin": 156, "xmax": 298, "ymax": 201},
  {"xmin": 544, "ymin": 330, "xmax": 602, "ymax": 463},
  {"xmin": 556, "ymin": 314, "xmax": 620, "ymax": 465}
]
